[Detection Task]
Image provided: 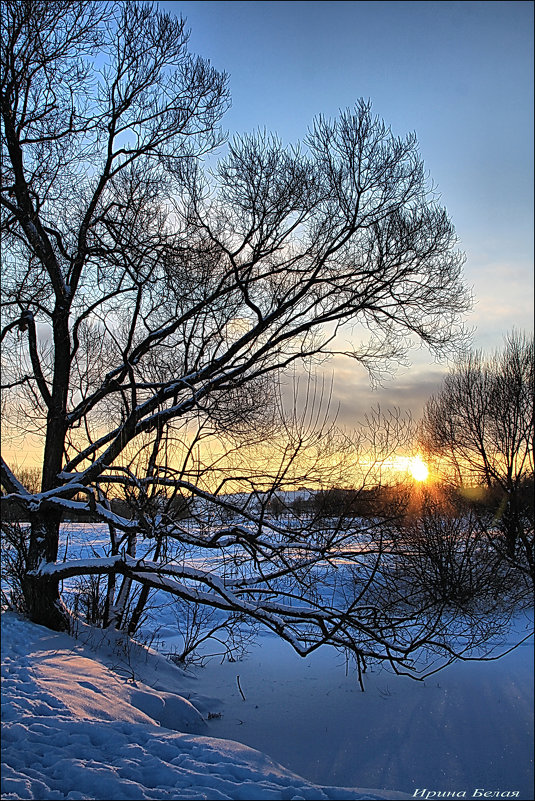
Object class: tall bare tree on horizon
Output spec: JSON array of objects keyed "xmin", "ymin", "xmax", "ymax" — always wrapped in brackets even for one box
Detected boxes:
[{"xmin": 421, "ymin": 330, "xmax": 534, "ymax": 581}]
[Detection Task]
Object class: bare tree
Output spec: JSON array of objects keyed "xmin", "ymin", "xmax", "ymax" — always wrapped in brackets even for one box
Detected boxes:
[
  {"xmin": 1, "ymin": 1, "xmax": 479, "ymax": 678},
  {"xmin": 421, "ymin": 331, "xmax": 534, "ymax": 580}
]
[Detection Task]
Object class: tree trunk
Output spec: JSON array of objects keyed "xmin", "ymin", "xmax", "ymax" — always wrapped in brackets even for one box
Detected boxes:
[
  {"xmin": 113, "ymin": 530, "xmax": 137, "ymax": 630},
  {"xmin": 24, "ymin": 510, "xmax": 70, "ymax": 631},
  {"xmin": 501, "ymin": 490, "xmax": 520, "ymax": 559},
  {"xmin": 23, "ymin": 573, "xmax": 70, "ymax": 631},
  {"xmin": 127, "ymin": 535, "xmax": 163, "ymax": 635},
  {"xmin": 103, "ymin": 514, "xmax": 119, "ymax": 628},
  {"xmin": 25, "ymin": 320, "xmax": 71, "ymax": 630}
]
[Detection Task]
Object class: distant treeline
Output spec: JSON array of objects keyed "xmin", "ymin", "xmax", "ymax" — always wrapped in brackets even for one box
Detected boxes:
[
  {"xmin": 1, "ymin": 494, "xmax": 191, "ymax": 523},
  {"xmin": 268, "ymin": 480, "xmax": 535, "ymax": 522},
  {"xmin": 3, "ymin": 478, "xmax": 533, "ymax": 524}
]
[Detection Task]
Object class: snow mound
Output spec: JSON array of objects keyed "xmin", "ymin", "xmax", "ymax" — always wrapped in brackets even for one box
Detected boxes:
[{"xmin": 1, "ymin": 612, "xmax": 410, "ymax": 800}]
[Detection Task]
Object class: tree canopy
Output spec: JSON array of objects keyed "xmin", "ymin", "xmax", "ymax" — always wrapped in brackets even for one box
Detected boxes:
[{"xmin": 1, "ymin": 1, "xmax": 491, "ymax": 680}]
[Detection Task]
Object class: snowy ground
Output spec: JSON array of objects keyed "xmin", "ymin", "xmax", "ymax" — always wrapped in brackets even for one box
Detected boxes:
[
  {"xmin": 1, "ymin": 611, "xmax": 412, "ymax": 800},
  {"xmin": 2, "ymin": 523, "xmax": 533, "ymax": 799},
  {"xmin": 2, "ymin": 610, "xmax": 533, "ymax": 800},
  {"xmin": 198, "ymin": 626, "xmax": 534, "ymax": 797}
]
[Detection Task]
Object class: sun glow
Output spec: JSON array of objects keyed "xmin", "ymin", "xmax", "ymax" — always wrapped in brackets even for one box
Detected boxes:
[{"xmin": 407, "ymin": 455, "xmax": 429, "ymax": 482}]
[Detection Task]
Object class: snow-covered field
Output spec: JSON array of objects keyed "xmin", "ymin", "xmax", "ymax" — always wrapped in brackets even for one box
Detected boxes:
[
  {"xmin": 1, "ymin": 611, "xmax": 412, "ymax": 800},
  {"xmin": 199, "ymin": 624, "xmax": 534, "ymax": 797},
  {"xmin": 2, "ymin": 524, "xmax": 533, "ymax": 799}
]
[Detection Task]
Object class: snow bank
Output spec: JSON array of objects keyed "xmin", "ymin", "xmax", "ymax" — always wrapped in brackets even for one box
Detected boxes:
[{"xmin": 1, "ymin": 612, "xmax": 410, "ymax": 800}]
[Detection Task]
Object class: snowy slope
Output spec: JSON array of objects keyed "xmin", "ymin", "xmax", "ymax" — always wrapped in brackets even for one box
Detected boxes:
[{"xmin": 1, "ymin": 612, "xmax": 411, "ymax": 800}]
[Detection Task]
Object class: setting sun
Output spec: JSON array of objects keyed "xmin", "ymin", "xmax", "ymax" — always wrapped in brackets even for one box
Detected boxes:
[{"xmin": 408, "ymin": 456, "xmax": 429, "ymax": 482}]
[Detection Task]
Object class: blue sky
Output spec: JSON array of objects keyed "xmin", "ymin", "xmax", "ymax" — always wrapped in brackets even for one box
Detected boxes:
[{"xmin": 158, "ymin": 0, "xmax": 533, "ymax": 421}]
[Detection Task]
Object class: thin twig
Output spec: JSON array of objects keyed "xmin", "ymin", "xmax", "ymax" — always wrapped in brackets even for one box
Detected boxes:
[{"xmin": 236, "ymin": 674, "xmax": 246, "ymax": 701}]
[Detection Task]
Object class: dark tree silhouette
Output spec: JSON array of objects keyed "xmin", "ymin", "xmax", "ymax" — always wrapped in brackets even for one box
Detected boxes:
[
  {"xmin": 1, "ymin": 0, "xmax": 481, "ymax": 679},
  {"xmin": 421, "ymin": 331, "xmax": 534, "ymax": 581}
]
